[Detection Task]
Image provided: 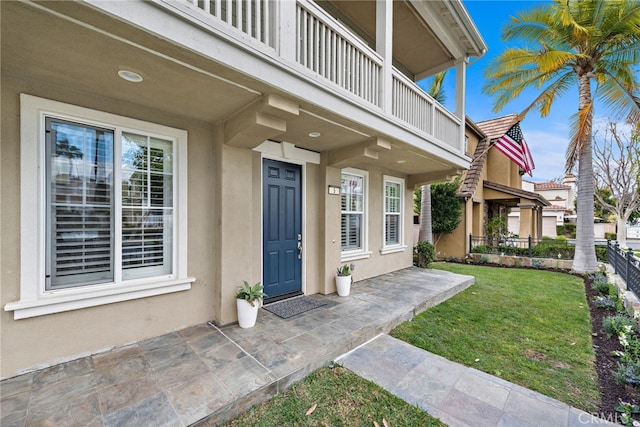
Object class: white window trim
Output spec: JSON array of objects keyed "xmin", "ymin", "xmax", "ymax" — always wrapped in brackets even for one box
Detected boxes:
[
  {"xmin": 340, "ymin": 168, "xmax": 371, "ymax": 262},
  {"xmin": 5, "ymin": 94, "xmax": 194, "ymax": 320},
  {"xmin": 381, "ymin": 175, "xmax": 407, "ymax": 255}
]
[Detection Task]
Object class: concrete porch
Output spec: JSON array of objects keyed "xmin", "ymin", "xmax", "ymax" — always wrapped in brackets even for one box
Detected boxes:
[{"xmin": 0, "ymin": 267, "xmax": 473, "ymax": 426}]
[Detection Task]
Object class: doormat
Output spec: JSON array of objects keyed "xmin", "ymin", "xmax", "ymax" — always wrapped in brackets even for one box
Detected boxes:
[{"xmin": 263, "ymin": 296, "xmax": 327, "ymax": 319}]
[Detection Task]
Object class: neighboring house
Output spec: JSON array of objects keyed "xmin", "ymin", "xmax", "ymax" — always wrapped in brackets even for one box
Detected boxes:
[
  {"xmin": 509, "ymin": 178, "xmax": 576, "ymax": 238},
  {"xmin": 0, "ymin": 1, "xmax": 486, "ymax": 378},
  {"xmin": 436, "ymin": 115, "xmax": 549, "ymax": 259},
  {"xmin": 510, "ymin": 174, "xmax": 615, "ymax": 239}
]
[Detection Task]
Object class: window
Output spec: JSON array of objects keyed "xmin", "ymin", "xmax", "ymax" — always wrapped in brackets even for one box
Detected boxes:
[
  {"xmin": 382, "ymin": 176, "xmax": 406, "ymax": 254},
  {"xmin": 6, "ymin": 95, "xmax": 193, "ymax": 319},
  {"xmin": 341, "ymin": 169, "xmax": 370, "ymax": 260}
]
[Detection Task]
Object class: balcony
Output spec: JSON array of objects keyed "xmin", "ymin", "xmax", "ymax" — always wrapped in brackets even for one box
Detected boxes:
[{"xmin": 175, "ymin": 0, "xmax": 468, "ymax": 153}]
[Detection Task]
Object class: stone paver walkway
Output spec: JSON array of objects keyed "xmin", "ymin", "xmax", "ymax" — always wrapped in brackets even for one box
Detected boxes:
[{"xmin": 338, "ymin": 334, "xmax": 617, "ymax": 427}]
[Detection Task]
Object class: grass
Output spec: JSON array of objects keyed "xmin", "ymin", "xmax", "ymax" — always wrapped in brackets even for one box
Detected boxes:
[
  {"xmin": 391, "ymin": 263, "xmax": 600, "ymax": 413},
  {"xmin": 223, "ymin": 366, "xmax": 445, "ymax": 427}
]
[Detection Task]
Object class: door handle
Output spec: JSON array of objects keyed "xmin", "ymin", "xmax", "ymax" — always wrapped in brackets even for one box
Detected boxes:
[{"xmin": 297, "ymin": 241, "xmax": 302, "ymax": 259}]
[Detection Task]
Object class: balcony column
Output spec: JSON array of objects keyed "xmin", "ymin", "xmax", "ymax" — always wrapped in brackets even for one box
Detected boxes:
[
  {"xmin": 376, "ymin": 0, "xmax": 393, "ymax": 113},
  {"xmin": 455, "ymin": 58, "xmax": 467, "ymax": 151},
  {"xmin": 279, "ymin": 0, "xmax": 297, "ymax": 61}
]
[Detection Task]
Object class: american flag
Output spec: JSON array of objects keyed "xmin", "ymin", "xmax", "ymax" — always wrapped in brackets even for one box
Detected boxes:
[{"xmin": 493, "ymin": 122, "xmax": 535, "ymax": 176}]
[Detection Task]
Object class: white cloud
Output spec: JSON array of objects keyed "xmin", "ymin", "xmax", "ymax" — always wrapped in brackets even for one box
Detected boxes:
[{"xmin": 593, "ymin": 116, "xmax": 633, "ymax": 138}]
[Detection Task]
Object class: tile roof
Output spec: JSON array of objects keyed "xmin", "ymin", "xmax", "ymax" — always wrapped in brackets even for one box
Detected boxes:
[
  {"xmin": 483, "ymin": 181, "xmax": 550, "ymax": 206},
  {"xmin": 544, "ymin": 204, "xmax": 570, "ymax": 210},
  {"xmin": 475, "ymin": 114, "xmax": 519, "ymax": 141},
  {"xmin": 459, "ymin": 137, "xmax": 490, "ymax": 197},
  {"xmin": 534, "ymin": 182, "xmax": 571, "ymax": 190}
]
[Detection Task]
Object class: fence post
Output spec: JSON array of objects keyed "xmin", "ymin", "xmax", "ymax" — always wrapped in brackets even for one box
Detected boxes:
[
  {"xmin": 627, "ymin": 248, "xmax": 634, "ymax": 286},
  {"xmin": 528, "ymin": 235, "xmax": 532, "ymax": 258},
  {"xmin": 615, "ymin": 242, "xmax": 620, "ymax": 274}
]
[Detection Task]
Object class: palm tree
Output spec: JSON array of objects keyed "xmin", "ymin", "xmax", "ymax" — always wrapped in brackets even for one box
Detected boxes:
[
  {"xmin": 483, "ymin": 0, "xmax": 640, "ymax": 273},
  {"xmin": 419, "ymin": 71, "xmax": 448, "ymax": 243}
]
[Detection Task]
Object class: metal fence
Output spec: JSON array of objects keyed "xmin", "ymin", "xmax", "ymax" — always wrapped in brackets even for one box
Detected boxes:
[{"xmin": 608, "ymin": 240, "xmax": 640, "ymax": 298}]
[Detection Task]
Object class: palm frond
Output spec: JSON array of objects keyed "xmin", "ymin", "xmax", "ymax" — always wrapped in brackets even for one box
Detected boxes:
[
  {"xmin": 519, "ymin": 70, "xmax": 576, "ymax": 119},
  {"xmin": 427, "ymin": 71, "xmax": 447, "ymax": 104},
  {"xmin": 484, "ymin": 48, "xmax": 577, "ymax": 113},
  {"xmin": 566, "ymin": 101, "xmax": 593, "ymax": 172},
  {"xmin": 595, "ymin": 66, "xmax": 640, "ymax": 123},
  {"xmin": 484, "ymin": 0, "xmax": 640, "ymax": 176}
]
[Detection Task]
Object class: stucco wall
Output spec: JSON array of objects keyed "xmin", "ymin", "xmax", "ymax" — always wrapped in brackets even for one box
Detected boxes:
[
  {"xmin": 434, "ymin": 200, "xmax": 468, "ymax": 260},
  {"xmin": 2, "ymin": 78, "xmax": 417, "ymax": 380},
  {"xmin": 325, "ymin": 165, "xmax": 414, "ymax": 291},
  {"xmin": 1, "ymin": 75, "xmax": 218, "ymax": 378}
]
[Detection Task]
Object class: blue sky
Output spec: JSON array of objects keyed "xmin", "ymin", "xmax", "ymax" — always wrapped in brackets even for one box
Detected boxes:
[{"xmin": 424, "ymin": 0, "xmax": 625, "ymax": 183}]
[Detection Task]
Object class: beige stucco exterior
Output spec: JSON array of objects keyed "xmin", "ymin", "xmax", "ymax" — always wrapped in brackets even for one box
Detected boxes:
[{"xmin": 0, "ymin": 0, "xmax": 486, "ymax": 378}]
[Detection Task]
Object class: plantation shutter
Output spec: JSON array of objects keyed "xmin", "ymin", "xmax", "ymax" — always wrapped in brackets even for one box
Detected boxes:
[
  {"xmin": 384, "ymin": 181, "xmax": 401, "ymax": 245},
  {"xmin": 46, "ymin": 118, "xmax": 114, "ymax": 289},
  {"xmin": 341, "ymin": 173, "xmax": 364, "ymax": 251},
  {"xmin": 121, "ymin": 133, "xmax": 173, "ymax": 279}
]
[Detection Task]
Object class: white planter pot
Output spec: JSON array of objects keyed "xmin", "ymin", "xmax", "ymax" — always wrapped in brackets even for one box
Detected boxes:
[
  {"xmin": 336, "ymin": 275, "xmax": 352, "ymax": 297},
  {"xmin": 236, "ymin": 298, "xmax": 260, "ymax": 328}
]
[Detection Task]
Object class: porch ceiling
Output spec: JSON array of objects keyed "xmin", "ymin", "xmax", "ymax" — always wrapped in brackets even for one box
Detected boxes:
[
  {"xmin": 322, "ymin": 0, "xmax": 484, "ymax": 78},
  {"xmin": 2, "ymin": 1, "xmax": 465, "ymax": 177}
]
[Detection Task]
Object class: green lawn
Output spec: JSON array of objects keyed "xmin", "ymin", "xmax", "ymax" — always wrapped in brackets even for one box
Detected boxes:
[
  {"xmin": 222, "ymin": 366, "xmax": 445, "ymax": 427},
  {"xmin": 391, "ymin": 263, "xmax": 599, "ymax": 413}
]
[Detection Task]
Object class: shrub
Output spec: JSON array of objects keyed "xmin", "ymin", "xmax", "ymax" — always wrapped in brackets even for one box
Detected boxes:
[
  {"xmin": 605, "ymin": 232, "xmax": 618, "ymax": 241},
  {"xmin": 603, "ymin": 315, "xmax": 637, "ymax": 337},
  {"xmin": 591, "ymin": 276, "xmax": 611, "ymax": 294},
  {"xmin": 592, "ymin": 295, "xmax": 618, "ymax": 311},
  {"xmin": 479, "ymin": 255, "xmax": 490, "ymax": 264},
  {"xmin": 564, "ymin": 223, "xmax": 576, "ymax": 238},
  {"xmin": 614, "ymin": 359, "xmax": 640, "ymax": 388},
  {"xmin": 596, "ymin": 246, "xmax": 608, "ymax": 263},
  {"xmin": 531, "ymin": 258, "xmax": 545, "ymax": 269},
  {"xmin": 413, "ymin": 241, "xmax": 435, "ymax": 268},
  {"xmin": 471, "ymin": 245, "xmax": 496, "ymax": 254},
  {"xmin": 532, "ymin": 241, "xmax": 574, "ymax": 259}
]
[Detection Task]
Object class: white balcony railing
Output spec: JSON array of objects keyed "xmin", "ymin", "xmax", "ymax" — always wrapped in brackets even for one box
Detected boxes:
[
  {"xmin": 178, "ymin": 0, "xmax": 462, "ymax": 152},
  {"xmin": 296, "ymin": 1, "xmax": 382, "ymax": 107},
  {"xmin": 392, "ymin": 71, "xmax": 434, "ymax": 136},
  {"xmin": 184, "ymin": 0, "xmax": 276, "ymax": 48}
]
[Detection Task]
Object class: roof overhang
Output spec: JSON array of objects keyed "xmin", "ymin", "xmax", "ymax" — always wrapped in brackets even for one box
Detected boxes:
[{"xmin": 483, "ymin": 181, "xmax": 551, "ymax": 207}]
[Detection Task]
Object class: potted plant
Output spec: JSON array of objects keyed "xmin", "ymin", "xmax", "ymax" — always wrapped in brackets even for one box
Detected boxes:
[
  {"xmin": 335, "ymin": 264, "xmax": 352, "ymax": 297},
  {"xmin": 235, "ymin": 281, "xmax": 267, "ymax": 328}
]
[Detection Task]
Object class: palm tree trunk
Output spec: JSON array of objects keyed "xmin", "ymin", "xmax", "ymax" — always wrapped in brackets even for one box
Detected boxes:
[
  {"xmin": 418, "ymin": 185, "xmax": 433, "ymax": 243},
  {"xmin": 617, "ymin": 216, "xmax": 627, "ymax": 249},
  {"xmin": 572, "ymin": 75, "xmax": 598, "ymax": 273}
]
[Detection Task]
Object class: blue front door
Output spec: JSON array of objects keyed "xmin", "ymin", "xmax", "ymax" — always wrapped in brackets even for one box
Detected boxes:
[{"xmin": 263, "ymin": 159, "xmax": 302, "ymax": 300}]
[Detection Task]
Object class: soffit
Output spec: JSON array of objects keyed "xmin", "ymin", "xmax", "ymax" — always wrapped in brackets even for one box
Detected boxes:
[{"xmin": 1, "ymin": 1, "xmax": 259, "ymax": 124}]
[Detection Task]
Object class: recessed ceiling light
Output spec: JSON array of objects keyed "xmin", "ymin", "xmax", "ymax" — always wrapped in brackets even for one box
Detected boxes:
[
  {"xmin": 308, "ymin": 132, "xmax": 321, "ymax": 138},
  {"xmin": 397, "ymin": 160, "xmax": 407, "ymax": 164},
  {"xmin": 118, "ymin": 70, "xmax": 143, "ymax": 83}
]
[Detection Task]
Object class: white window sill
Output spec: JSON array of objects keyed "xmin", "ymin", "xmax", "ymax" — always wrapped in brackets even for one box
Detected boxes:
[
  {"xmin": 380, "ymin": 245, "xmax": 408, "ymax": 255},
  {"xmin": 341, "ymin": 251, "xmax": 372, "ymax": 262},
  {"xmin": 4, "ymin": 277, "xmax": 196, "ymax": 320}
]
